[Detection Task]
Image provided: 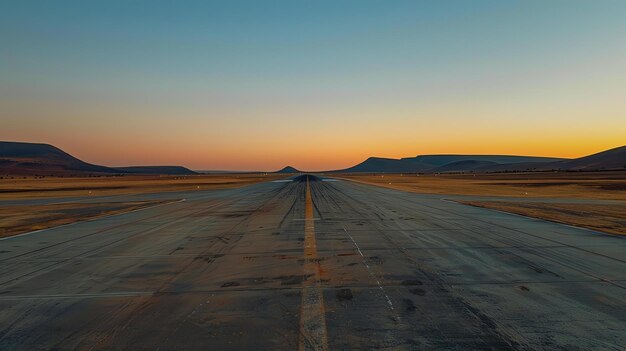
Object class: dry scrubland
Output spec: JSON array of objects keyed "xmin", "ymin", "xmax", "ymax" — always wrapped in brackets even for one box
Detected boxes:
[
  {"xmin": 338, "ymin": 171, "xmax": 626, "ymax": 200},
  {"xmin": 0, "ymin": 173, "xmax": 286, "ymax": 200},
  {"xmin": 459, "ymin": 201, "xmax": 626, "ymax": 236},
  {"xmin": 340, "ymin": 171, "xmax": 626, "ymax": 236},
  {"xmin": 459, "ymin": 201, "xmax": 626, "ymax": 235},
  {"xmin": 0, "ymin": 174, "xmax": 285, "ymax": 238}
]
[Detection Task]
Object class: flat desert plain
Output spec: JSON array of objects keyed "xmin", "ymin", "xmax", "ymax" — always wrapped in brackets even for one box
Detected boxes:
[
  {"xmin": 0, "ymin": 173, "xmax": 287, "ymax": 200},
  {"xmin": 0, "ymin": 173, "xmax": 286, "ymax": 238},
  {"xmin": 338, "ymin": 171, "xmax": 626, "ymax": 235}
]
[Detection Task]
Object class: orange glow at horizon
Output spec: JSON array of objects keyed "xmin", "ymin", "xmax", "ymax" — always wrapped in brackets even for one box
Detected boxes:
[
  {"xmin": 4, "ymin": 127, "xmax": 624, "ymax": 172},
  {"xmin": 3, "ymin": 94, "xmax": 625, "ymax": 171},
  {"xmin": 2, "ymin": 1, "xmax": 626, "ymax": 171},
  {"xmin": 4, "ymin": 97, "xmax": 625, "ymax": 171}
]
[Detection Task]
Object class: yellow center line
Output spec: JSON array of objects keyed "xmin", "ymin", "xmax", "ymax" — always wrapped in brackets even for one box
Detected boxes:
[{"xmin": 299, "ymin": 176, "xmax": 329, "ymax": 351}]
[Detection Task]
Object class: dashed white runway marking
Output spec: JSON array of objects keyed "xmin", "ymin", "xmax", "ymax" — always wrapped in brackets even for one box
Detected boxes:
[{"xmin": 342, "ymin": 227, "xmax": 395, "ymax": 311}]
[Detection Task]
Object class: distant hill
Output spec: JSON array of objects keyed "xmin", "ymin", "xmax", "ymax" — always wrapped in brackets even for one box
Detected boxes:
[
  {"xmin": 114, "ymin": 166, "xmax": 197, "ymax": 175},
  {"xmin": 0, "ymin": 141, "xmax": 197, "ymax": 176},
  {"xmin": 276, "ymin": 166, "xmax": 300, "ymax": 174},
  {"xmin": 0, "ymin": 141, "xmax": 118, "ymax": 175},
  {"xmin": 336, "ymin": 154, "xmax": 565, "ymax": 173},
  {"xmin": 549, "ymin": 145, "xmax": 626, "ymax": 171},
  {"xmin": 4, "ymin": 141, "xmax": 622, "ymax": 176},
  {"xmin": 433, "ymin": 160, "xmax": 499, "ymax": 173},
  {"xmin": 474, "ymin": 146, "xmax": 626, "ymax": 172},
  {"xmin": 339, "ymin": 157, "xmax": 407, "ymax": 173},
  {"xmin": 408, "ymin": 155, "xmax": 564, "ymax": 168}
]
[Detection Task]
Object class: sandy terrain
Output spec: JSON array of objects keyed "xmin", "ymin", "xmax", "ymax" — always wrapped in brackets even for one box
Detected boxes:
[
  {"xmin": 0, "ymin": 173, "xmax": 287, "ymax": 238},
  {"xmin": 337, "ymin": 171, "xmax": 626, "ymax": 200},
  {"xmin": 0, "ymin": 173, "xmax": 287, "ymax": 200},
  {"xmin": 458, "ymin": 201, "xmax": 626, "ymax": 236},
  {"xmin": 338, "ymin": 171, "xmax": 626, "ymax": 236}
]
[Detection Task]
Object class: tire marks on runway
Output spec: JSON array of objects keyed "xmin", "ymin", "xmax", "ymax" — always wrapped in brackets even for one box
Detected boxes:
[{"xmin": 299, "ymin": 177, "xmax": 329, "ymax": 351}]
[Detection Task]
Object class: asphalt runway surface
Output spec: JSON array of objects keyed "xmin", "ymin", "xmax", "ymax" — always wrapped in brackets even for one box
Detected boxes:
[{"xmin": 1, "ymin": 175, "xmax": 625, "ymax": 350}]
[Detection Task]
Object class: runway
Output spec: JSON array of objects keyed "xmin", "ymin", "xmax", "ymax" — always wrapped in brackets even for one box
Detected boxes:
[{"xmin": 0, "ymin": 175, "xmax": 625, "ymax": 350}]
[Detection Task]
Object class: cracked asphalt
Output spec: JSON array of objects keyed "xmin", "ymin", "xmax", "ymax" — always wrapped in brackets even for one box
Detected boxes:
[{"xmin": 1, "ymin": 175, "xmax": 625, "ymax": 350}]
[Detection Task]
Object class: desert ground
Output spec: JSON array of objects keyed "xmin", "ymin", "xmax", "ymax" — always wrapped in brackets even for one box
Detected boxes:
[
  {"xmin": 0, "ymin": 173, "xmax": 286, "ymax": 200},
  {"xmin": 0, "ymin": 173, "xmax": 624, "ymax": 350},
  {"xmin": 0, "ymin": 174, "xmax": 285, "ymax": 238},
  {"xmin": 339, "ymin": 171, "xmax": 626, "ymax": 236},
  {"xmin": 336, "ymin": 171, "xmax": 626, "ymax": 200}
]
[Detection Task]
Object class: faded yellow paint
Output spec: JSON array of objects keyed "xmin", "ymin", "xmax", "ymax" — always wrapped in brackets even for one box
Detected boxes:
[{"xmin": 299, "ymin": 177, "xmax": 329, "ymax": 351}]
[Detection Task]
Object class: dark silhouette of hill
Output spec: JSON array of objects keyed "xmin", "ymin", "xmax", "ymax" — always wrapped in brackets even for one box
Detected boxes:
[
  {"xmin": 433, "ymin": 160, "xmax": 499, "ymax": 173},
  {"xmin": 114, "ymin": 166, "xmax": 197, "ymax": 175},
  {"xmin": 339, "ymin": 157, "xmax": 407, "ymax": 173},
  {"xmin": 478, "ymin": 145, "xmax": 626, "ymax": 172},
  {"xmin": 276, "ymin": 166, "xmax": 300, "ymax": 174},
  {"xmin": 0, "ymin": 141, "xmax": 197, "ymax": 176},
  {"xmin": 337, "ymin": 154, "xmax": 565, "ymax": 173},
  {"xmin": 550, "ymin": 145, "xmax": 626, "ymax": 171},
  {"xmin": 337, "ymin": 146, "xmax": 625, "ymax": 173},
  {"xmin": 0, "ymin": 141, "xmax": 118, "ymax": 175},
  {"xmin": 4, "ymin": 141, "xmax": 622, "ymax": 176}
]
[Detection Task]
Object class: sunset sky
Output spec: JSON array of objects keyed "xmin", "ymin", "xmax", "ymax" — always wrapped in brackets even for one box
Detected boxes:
[{"xmin": 2, "ymin": 1, "xmax": 625, "ymax": 171}]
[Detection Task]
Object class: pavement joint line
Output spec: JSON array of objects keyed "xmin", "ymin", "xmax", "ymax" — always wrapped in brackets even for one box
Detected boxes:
[
  {"xmin": 353, "ymin": 182, "xmax": 626, "ymax": 261},
  {"xmin": 2, "ymin": 279, "xmax": 622, "ymax": 301},
  {"xmin": 350, "ymin": 185, "xmax": 626, "ymax": 288},
  {"xmin": 8, "ymin": 243, "xmax": 606, "ymax": 262},
  {"xmin": 0, "ymin": 198, "xmax": 240, "ymax": 285},
  {"xmin": 0, "ymin": 198, "xmax": 187, "ymax": 242},
  {"xmin": 299, "ymin": 177, "xmax": 329, "ymax": 351},
  {"xmin": 0, "ymin": 196, "xmax": 237, "ymax": 264},
  {"xmin": 0, "ymin": 291, "xmax": 155, "ymax": 300},
  {"xmin": 0, "ymin": 192, "xmax": 135, "ymax": 207},
  {"xmin": 342, "ymin": 226, "xmax": 395, "ymax": 312},
  {"xmin": 431, "ymin": 202, "xmax": 626, "ymax": 284}
]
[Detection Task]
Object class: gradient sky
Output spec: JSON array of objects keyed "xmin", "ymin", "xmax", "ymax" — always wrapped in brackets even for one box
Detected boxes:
[{"xmin": 2, "ymin": 1, "xmax": 625, "ymax": 171}]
